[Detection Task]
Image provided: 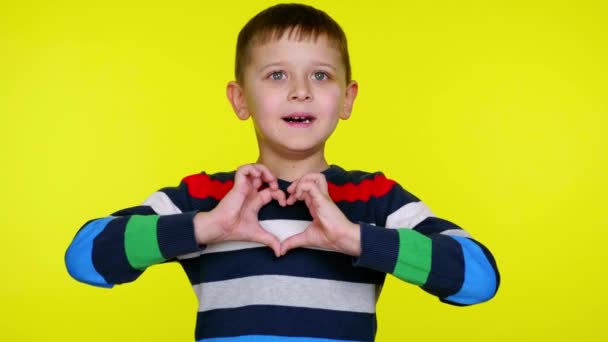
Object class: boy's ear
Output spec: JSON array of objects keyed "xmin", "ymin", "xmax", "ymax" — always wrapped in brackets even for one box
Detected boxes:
[
  {"xmin": 340, "ymin": 80, "xmax": 359, "ymax": 120},
  {"xmin": 226, "ymin": 81, "xmax": 249, "ymax": 120}
]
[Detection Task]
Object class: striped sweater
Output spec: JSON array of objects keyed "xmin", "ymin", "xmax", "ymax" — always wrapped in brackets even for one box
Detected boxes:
[{"xmin": 65, "ymin": 165, "xmax": 500, "ymax": 342}]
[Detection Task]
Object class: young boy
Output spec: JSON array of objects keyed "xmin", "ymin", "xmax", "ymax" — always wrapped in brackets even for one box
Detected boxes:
[{"xmin": 65, "ymin": 3, "xmax": 499, "ymax": 342}]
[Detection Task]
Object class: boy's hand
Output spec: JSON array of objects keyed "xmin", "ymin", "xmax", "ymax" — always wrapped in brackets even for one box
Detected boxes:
[
  {"xmin": 194, "ymin": 164, "xmax": 286, "ymax": 257},
  {"xmin": 281, "ymin": 173, "xmax": 361, "ymax": 256}
]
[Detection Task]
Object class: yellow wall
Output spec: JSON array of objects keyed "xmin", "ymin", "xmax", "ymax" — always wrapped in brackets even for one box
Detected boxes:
[{"xmin": 1, "ymin": 0, "xmax": 606, "ymax": 340}]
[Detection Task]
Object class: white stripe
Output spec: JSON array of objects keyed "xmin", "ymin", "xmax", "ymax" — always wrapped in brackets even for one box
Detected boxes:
[
  {"xmin": 178, "ymin": 220, "xmax": 378, "ymax": 259},
  {"xmin": 182, "ymin": 220, "xmax": 312, "ymax": 258},
  {"xmin": 141, "ymin": 191, "xmax": 182, "ymax": 215},
  {"xmin": 260, "ymin": 219, "xmax": 309, "ymax": 243},
  {"xmin": 440, "ymin": 229, "xmax": 472, "ymax": 238},
  {"xmin": 193, "ymin": 275, "xmax": 377, "ymax": 314},
  {"xmin": 385, "ymin": 201, "xmax": 435, "ymax": 229}
]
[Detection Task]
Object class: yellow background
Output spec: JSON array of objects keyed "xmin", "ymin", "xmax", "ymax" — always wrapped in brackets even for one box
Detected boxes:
[{"xmin": 1, "ymin": 0, "xmax": 607, "ymax": 340}]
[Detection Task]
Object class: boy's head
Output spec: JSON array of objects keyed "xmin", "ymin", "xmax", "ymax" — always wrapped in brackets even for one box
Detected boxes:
[
  {"xmin": 234, "ymin": 3, "xmax": 351, "ymax": 84},
  {"xmin": 226, "ymin": 3, "xmax": 358, "ymax": 158}
]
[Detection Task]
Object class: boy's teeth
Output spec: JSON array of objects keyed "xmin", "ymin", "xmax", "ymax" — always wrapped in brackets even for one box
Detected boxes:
[{"xmin": 284, "ymin": 116, "xmax": 313, "ymax": 123}]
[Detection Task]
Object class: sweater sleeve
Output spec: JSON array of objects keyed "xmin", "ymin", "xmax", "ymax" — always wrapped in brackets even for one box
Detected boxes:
[
  {"xmin": 64, "ymin": 178, "xmax": 204, "ymax": 288},
  {"xmin": 353, "ymin": 177, "xmax": 500, "ymax": 306}
]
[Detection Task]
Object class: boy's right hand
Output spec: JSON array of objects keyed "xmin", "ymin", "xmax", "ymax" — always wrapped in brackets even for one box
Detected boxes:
[{"xmin": 193, "ymin": 164, "xmax": 286, "ymax": 257}]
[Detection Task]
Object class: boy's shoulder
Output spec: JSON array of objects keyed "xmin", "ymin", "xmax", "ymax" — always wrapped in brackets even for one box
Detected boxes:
[{"xmin": 325, "ymin": 165, "xmax": 395, "ymax": 186}]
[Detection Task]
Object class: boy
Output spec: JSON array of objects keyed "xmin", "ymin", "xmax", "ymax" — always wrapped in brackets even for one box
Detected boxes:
[{"xmin": 65, "ymin": 3, "xmax": 499, "ymax": 342}]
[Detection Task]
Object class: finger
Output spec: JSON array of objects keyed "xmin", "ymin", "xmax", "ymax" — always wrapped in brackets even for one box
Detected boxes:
[
  {"xmin": 286, "ymin": 179, "xmax": 299, "ymax": 194},
  {"xmin": 295, "ymin": 181, "xmax": 326, "ymax": 205},
  {"xmin": 299, "ymin": 173, "xmax": 328, "ymax": 194},
  {"xmin": 294, "ymin": 179, "xmax": 315, "ymax": 201},
  {"xmin": 250, "ymin": 176, "xmax": 263, "ymax": 190},
  {"xmin": 251, "ymin": 164, "xmax": 279, "ymax": 190},
  {"xmin": 270, "ymin": 189, "xmax": 287, "ymax": 207},
  {"xmin": 234, "ymin": 164, "xmax": 261, "ymax": 188},
  {"xmin": 280, "ymin": 231, "xmax": 309, "ymax": 256},
  {"xmin": 303, "ymin": 192, "xmax": 315, "ymax": 212},
  {"xmin": 286, "ymin": 179, "xmax": 300, "ymax": 205},
  {"xmin": 237, "ymin": 164, "xmax": 261, "ymax": 179}
]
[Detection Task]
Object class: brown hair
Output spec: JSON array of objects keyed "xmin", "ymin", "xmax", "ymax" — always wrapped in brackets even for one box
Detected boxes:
[{"xmin": 235, "ymin": 3, "xmax": 351, "ymax": 83}]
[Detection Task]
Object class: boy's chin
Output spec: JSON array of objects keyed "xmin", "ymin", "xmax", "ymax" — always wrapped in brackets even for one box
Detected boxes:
[{"xmin": 266, "ymin": 141, "xmax": 326, "ymax": 157}]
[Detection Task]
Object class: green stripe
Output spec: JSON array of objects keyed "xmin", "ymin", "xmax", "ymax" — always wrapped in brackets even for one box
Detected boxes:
[
  {"xmin": 124, "ymin": 215, "xmax": 164, "ymax": 270},
  {"xmin": 393, "ymin": 229, "xmax": 432, "ymax": 285}
]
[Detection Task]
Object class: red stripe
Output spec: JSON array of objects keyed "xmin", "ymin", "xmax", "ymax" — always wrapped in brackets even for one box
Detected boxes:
[
  {"xmin": 328, "ymin": 174, "xmax": 396, "ymax": 202},
  {"xmin": 183, "ymin": 173, "xmax": 234, "ymax": 200}
]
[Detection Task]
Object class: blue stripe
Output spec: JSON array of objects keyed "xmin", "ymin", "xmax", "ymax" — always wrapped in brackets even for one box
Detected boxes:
[
  {"xmin": 198, "ymin": 335, "xmax": 365, "ymax": 342},
  {"xmin": 445, "ymin": 236, "xmax": 498, "ymax": 304},
  {"xmin": 195, "ymin": 305, "xmax": 376, "ymax": 341},
  {"xmin": 182, "ymin": 247, "xmax": 384, "ymax": 285},
  {"xmin": 65, "ymin": 217, "xmax": 114, "ymax": 288}
]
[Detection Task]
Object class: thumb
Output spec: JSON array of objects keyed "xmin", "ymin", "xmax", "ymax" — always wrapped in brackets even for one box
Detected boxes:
[{"xmin": 280, "ymin": 231, "xmax": 309, "ymax": 256}]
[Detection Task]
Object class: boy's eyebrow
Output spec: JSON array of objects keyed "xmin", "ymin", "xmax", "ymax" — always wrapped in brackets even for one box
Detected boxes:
[{"xmin": 258, "ymin": 61, "xmax": 338, "ymax": 73}]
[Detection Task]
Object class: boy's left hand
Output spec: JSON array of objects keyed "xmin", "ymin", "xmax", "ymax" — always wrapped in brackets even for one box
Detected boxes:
[{"xmin": 281, "ymin": 173, "xmax": 361, "ymax": 256}]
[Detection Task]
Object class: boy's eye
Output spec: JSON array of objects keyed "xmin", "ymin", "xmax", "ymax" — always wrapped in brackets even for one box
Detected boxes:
[
  {"xmin": 270, "ymin": 71, "xmax": 286, "ymax": 80},
  {"xmin": 313, "ymin": 72, "xmax": 328, "ymax": 81}
]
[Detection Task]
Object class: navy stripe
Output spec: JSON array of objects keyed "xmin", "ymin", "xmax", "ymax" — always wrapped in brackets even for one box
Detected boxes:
[
  {"xmin": 157, "ymin": 211, "xmax": 201, "ymax": 259},
  {"xmin": 160, "ymin": 181, "xmax": 196, "ymax": 212},
  {"xmin": 323, "ymin": 166, "xmax": 377, "ymax": 186},
  {"xmin": 421, "ymin": 235, "xmax": 465, "ymax": 298},
  {"xmin": 179, "ymin": 256, "xmax": 201, "ymax": 284},
  {"xmin": 258, "ymin": 200, "xmax": 313, "ymax": 221},
  {"xmin": 336, "ymin": 200, "xmax": 380, "ymax": 224},
  {"xmin": 257, "ymin": 197, "xmax": 380, "ymax": 224},
  {"xmin": 110, "ymin": 205, "xmax": 156, "ymax": 216},
  {"xmin": 413, "ymin": 216, "xmax": 463, "ymax": 235},
  {"xmin": 195, "ymin": 305, "xmax": 376, "ymax": 341},
  {"xmin": 181, "ymin": 247, "xmax": 385, "ymax": 285},
  {"xmin": 353, "ymin": 223, "xmax": 400, "ymax": 274},
  {"xmin": 92, "ymin": 216, "xmax": 143, "ymax": 284},
  {"xmin": 273, "ymin": 165, "xmax": 358, "ymax": 187},
  {"xmin": 208, "ymin": 171, "xmax": 236, "ymax": 182},
  {"xmin": 376, "ymin": 185, "xmax": 421, "ymax": 227},
  {"xmin": 190, "ymin": 197, "xmax": 222, "ymax": 213}
]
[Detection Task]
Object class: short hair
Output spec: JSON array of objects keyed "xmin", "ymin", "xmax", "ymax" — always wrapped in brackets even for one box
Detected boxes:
[{"xmin": 235, "ymin": 3, "xmax": 351, "ymax": 84}]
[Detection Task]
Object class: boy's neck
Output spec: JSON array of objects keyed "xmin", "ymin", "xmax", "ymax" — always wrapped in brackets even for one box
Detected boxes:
[{"xmin": 256, "ymin": 151, "xmax": 329, "ymax": 182}]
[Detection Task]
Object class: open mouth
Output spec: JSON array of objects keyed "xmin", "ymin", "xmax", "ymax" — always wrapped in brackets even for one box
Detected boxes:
[
  {"xmin": 282, "ymin": 114, "xmax": 316, "ymax": 124},
  {"xmin": 283, "ymin": 116, "xmax": 314, "ymax": 123}
]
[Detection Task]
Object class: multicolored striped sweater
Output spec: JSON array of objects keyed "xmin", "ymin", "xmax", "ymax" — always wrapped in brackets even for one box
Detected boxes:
[{"xmin": 65, "ymin": 165, "xmax": 499, "ymax": 342}]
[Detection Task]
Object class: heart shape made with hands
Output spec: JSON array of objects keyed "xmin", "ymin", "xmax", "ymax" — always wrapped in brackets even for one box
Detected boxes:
[{"xmin": 211, "ymin": 164, "xmax": 360, "ymax": 257}]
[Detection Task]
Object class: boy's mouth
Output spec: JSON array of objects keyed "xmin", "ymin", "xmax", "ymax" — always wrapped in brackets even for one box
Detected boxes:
[{"xmin": 282, "ymin": 113, "xmax": 316, "ymax": 125}]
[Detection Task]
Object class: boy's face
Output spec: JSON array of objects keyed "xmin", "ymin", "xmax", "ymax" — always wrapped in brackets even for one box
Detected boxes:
[{"xmin": 227, "ymin": 33, "xmax": 358, "ymax": 158}]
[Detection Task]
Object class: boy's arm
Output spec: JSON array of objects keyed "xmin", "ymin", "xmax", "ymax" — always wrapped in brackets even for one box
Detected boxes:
[
  {"xmin": 64, "ymin": 179, "xmax": 203, "ymax": 288},
  {"xmin": 65, "ymin": 164, "xmax": 286, "ymax": 288},
  {"xmin": 354, "ymin": 176, "xmax": 500, "ymax": 306}
]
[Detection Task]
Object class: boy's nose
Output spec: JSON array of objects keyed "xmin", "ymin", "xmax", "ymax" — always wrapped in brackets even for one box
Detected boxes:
[{"xmin": 289, "ymin": 79, "xmax": 312, "ymax": 101}]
